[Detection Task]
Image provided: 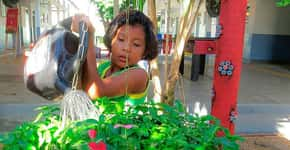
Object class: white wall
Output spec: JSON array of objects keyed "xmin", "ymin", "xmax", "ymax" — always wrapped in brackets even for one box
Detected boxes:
[
  {"xmin": 253, "ymin": 0, "xmax": 290, "ymax": 35},
  {"xmin": 243, "ymin": 0, "xmax": 257, "ymax": 62}
]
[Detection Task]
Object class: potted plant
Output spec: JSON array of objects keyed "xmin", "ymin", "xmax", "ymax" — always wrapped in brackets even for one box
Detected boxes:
[{"xmin": 0, "ymin": 99, "xmax": 243, "ymax": 149}]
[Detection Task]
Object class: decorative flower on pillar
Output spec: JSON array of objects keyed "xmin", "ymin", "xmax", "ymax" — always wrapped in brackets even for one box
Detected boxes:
[{"xmin": 218, "ymin": 61, "xmax": 234, "ymax": 76}]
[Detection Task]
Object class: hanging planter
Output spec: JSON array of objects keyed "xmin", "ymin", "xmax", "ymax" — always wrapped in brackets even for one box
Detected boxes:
[
  {"xmin": 206, "ymin": 0, "xmax": 221, "ymax": 17},
  {"xmin": 0, "ymin": 98, "xmax": 243, "ymax": 150},
  {"xmin": 2, "ymin": 0, "xmax": 19, "ymax": 8}
]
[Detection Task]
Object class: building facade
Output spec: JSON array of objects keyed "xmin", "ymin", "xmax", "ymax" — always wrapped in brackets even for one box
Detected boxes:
[
  {"xmin": 1, "ymin": 0, "xmax": 289, "ymax": 63},
  {"xmin": 155, "ymin": 0, "xmax": 290, "ymax": 63},
  {"xmin": 244, "ymin": 0, "xmax": 290, "ymax": 63},
  {"xmin": 0, "ymin": 0, "xmax": 78, "ymax": 54}
]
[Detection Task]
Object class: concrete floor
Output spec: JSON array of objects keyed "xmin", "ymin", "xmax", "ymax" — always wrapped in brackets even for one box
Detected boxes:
[
  {"xmin": 0, "ymin": 52, "xmax": 290, "ymax": 139},
  {"xmin": 157, "ymin": 55, "xmax": 290, "ymax": 139}
]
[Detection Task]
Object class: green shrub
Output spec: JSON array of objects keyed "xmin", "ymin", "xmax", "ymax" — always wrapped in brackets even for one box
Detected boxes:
[{"xmin": 0, "ymin": 98, "xmax": 243, "ymax": 150}]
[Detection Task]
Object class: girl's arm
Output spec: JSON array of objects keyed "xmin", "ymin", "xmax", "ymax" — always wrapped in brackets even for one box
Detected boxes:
[
  {"xmin": 73, "ymin": 15, "xmax": 148, "ymax": 100},
  {"xmin": 87, "ymin": 67, "xmax": 148, "ymax": 99}
]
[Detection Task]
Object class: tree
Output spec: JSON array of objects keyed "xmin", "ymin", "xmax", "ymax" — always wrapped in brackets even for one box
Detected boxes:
[
  {"xmin": 277, "ymin": 0, "xmax": 290, "ymax": 7},
  {"xmin": 163, "ymin": 0, "xmax": 203, "ymax": 105},
  {"xmin": 146, "ymin": 0, "xmax": 162, "ymax": 103},
  {"xmin": 90, "ymin": 0, "xmax": 145, "ymax": 30}
]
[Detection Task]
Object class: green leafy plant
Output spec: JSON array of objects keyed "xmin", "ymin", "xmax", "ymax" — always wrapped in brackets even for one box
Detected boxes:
[
  {"xmin": 0, "ymin": 98, "xmax": 243, "ymax": 150},
  {"xmin": 90, "ymin": 0, "xmax": 146, "ymax": 30},
  {"xmin": 276, "ymin": 0, "xmax": 290, "ymax": 7}
]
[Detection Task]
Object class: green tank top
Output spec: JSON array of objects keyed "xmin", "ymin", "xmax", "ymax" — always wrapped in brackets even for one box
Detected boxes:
[{"xmin": 95, "ymin": 60, "xmax": 149, "ymax": 106}]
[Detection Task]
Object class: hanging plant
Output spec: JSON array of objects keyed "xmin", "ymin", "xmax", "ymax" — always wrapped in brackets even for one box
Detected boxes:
[
  {"xmin": 0, "ymin": 98, "xmax": 243, "ymax": 149},
  {"xmin": 276, "ymin": 0, "xmax": 290, "ymax": 7},
  {"xmin": 90, "ymin": 0, "xmax": 146, "ymax": 30},
  {"xmin": 2, "ymin": 0, "xmax": 19, "ymax": 8},
  {"xmin": 206, "ymin": 0, "xmax": 221, "ymax": 17}
]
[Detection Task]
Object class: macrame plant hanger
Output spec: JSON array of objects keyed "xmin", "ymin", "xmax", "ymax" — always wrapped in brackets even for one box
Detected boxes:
[
  {"xmin": 124, "ymin": 1, "xmax": 130, "ymax": 98},
  {"xmin": 60, "ymin": 21, "xmax": 99, "ymax": 128},
  {"xmin": 124, "ymin": 0, "xmax": 144, "ymax": 99}
]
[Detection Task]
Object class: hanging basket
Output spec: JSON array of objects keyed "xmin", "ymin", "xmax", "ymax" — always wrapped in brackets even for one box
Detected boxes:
[
  {"xmin": 2, "ymin": 0, "xmax": 19, "ymax": 8},
  {"xmin": 206, "ymin": 0, "xmax": 221, "ymax": 17}
]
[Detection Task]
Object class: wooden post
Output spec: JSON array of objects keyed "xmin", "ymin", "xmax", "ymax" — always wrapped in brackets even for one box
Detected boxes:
[{"xmin": 164, "ymin": 0, "xmax": 203, "ymax": 105}]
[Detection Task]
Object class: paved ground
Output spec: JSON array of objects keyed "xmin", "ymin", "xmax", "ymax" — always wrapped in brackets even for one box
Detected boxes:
[
  {"xmin": 0, "ymin": 51, "xmax": 290, "ymax": 149},
  {"xmin": 239, "ymin": 135, "xmax": 290, "ymax": 150},
  {"xmin": 0, "ymin": 51, "xmax": 49, "ymax": 104}
]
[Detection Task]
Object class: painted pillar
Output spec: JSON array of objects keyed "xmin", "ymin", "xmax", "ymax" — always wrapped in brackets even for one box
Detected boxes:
[
  {"xmin": 57, "ymin": 6, "xmax": 60, "ymax": 22},
  {"xmin": 67, "ymin": 3, "xmax": 70, "ymax": 17},
  {"xmin": 35, "ymin": 0, "xmax": 41, "ymax": 39},
  {"xmin": 211, "ymin": 0, "xmax": 247, "ymax": 134},
  {"xmin": 66, "ymin": 2, "xmax": 69, "ymax": 18},
  {"xmin": 28, "ymin": 3, "xmax": 34, "ymax": 43},
  {"xmin": 47, "ymin": 1, "xmax": 52, "ymax": 25},
  {"xmin": 62, "ymin": 0, "xmax": 65, "ymax": 20},
  {"xmin": 16, "ymin": 4, "xmax": 22, "ymax": 56}
]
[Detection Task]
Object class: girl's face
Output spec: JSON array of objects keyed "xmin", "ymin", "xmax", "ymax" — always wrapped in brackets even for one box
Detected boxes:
[{"xmin": 111, "ymin": 24, "xmax": 145, "ymax": 70}]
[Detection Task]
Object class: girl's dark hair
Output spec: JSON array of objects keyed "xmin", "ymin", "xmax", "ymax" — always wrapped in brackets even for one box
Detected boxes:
[{"xmin": 104, "ymin": 10, "xmax": 158, "ymax": 61}]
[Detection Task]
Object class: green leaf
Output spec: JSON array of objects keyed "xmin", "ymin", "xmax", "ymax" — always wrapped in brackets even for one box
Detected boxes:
[
  {"xmin": 195, "ymin": 145, "xmax": 205, "ymax": 150},
  {"xmin": 33, "ymin": 112, "xmax": 43, "ymax": 123},
  {"xmin": 26, "ymin": 130, "xmax": 36, "ymax": 142},
  {"xmin": 44, "ymin": 130, "xmax": 52, "ymax": 143},
  {"xmin": 276, "ymin": 0, "xmax": 290, "ymax": 7},
  {"xmin": 26, "ymin": 144, "xmax": 37, "ymax": 150},
  {"xmin": 0, "ymin": 134, "xmax": 4, "ymax": 143},
  {"xmin": 53, "ymin": 128, "xmax": 62, "ymax": 139},
  {"xmin": 37, "ymin": 130, "xmax": 45, "ymax": 147},
  {"xmin": 136, "ymin": 127, "xmax": 149, "ymax": 137},
  {"xmin": 2, "ymin": 133, "xmax": 15, "ymax": 145},
  {"xmin": 174, "ymin": 100, "xmax": 185, "ymax": 113}
]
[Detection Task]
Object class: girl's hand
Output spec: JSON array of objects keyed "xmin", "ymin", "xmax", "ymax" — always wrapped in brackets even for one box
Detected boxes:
[{"xmin": 71, "ymin": 14, "xmax": 95, "ymax": 34}]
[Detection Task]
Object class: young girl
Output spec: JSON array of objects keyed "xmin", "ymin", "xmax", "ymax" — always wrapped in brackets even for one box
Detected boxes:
[{"xmin": 71, "ymin": 10, "xmax": 158, "ymax": 105}]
